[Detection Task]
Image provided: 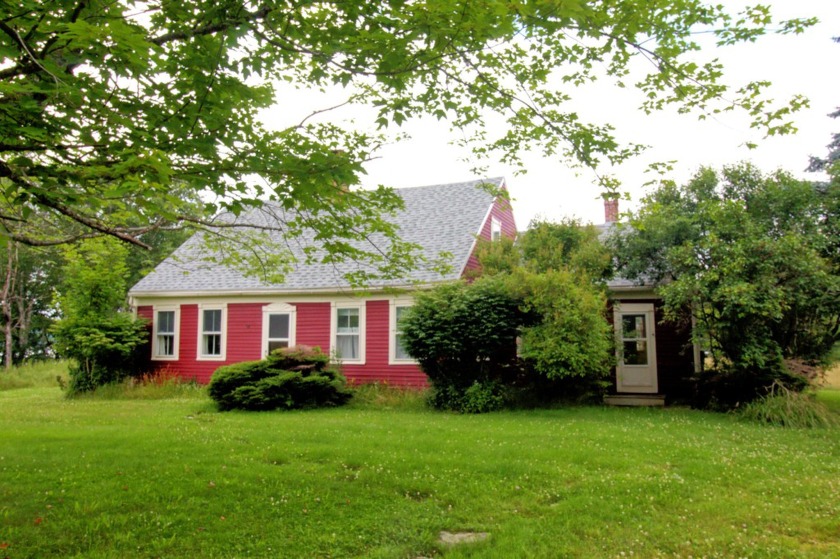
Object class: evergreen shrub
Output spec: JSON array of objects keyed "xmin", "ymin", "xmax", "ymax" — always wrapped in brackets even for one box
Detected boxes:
[{"xmin": 208, "ymin": 345, "xmax": 351, "ymax": 411}]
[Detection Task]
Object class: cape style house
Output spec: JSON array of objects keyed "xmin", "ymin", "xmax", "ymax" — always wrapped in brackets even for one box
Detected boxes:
[{"xmin": 128, "ymin": 178, "xmax": 517, "ymax": 386}]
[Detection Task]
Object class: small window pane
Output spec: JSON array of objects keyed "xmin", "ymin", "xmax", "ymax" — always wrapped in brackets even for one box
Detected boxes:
[
  {"xmin": 158, "ymin": 311, "xmax": 174, "ymax": 333},
  {"xmin": 268, "ymin": 314, "xmax": 289, "ymax": 339},
  {"xmin": 622, "ymin": 315, "xmax": 646, "ymax": 339},
  {"xmin": 203, "ymin": 309, "xmax": 221, "ymax": 332},
  {"xmin": 623, "ymin": 341, "xmax": 648, "ymax": 365},
  {"xmin": 336, "ymin": 334, "xmax": 358, "ymax": 360},
  {"xmin": 204, "ymin": 333, "xmax": 221, "ymax": 356},
  {"xmin": 394, "ymin": 306, "xmax": 411, "ymax": 360},
  {"xmin": 157, "ymin": 334, "xmax": 174, "ymax": 357},
  {"xmin": 395, "ymin": 334, "xmax": 410, "ymax": 360}
]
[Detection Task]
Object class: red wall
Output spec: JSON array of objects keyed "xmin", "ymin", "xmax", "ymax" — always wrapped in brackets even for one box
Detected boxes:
[
  {"xmin": 462, "ymin": 192, "xmax": 518, "ymax": 277},
  {"xmin": 139, "ymin": 300, "xmax": 427, "ymax": 387},
  {"xmin": 295, "ymin": 302, "xmax": 331, "ymax": 351},
  {"xmin": 342, "ymin": 300, "xmax": 427, "ymax": 387}
]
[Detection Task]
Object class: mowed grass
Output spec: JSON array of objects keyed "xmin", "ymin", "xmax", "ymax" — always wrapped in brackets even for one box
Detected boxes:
[{"xmin": 1, "ymin": 381, "xmax": 839, "ymax": 557}]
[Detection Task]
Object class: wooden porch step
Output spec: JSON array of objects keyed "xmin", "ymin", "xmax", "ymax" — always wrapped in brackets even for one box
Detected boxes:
[{"xmin": 603, "ymin": 394, "xmax": 666, "ymax": 407}]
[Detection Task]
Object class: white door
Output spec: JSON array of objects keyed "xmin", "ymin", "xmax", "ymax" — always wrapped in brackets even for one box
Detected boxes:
[{"xmin": 614, "ymin": 303, "xmax": 658, "ymax": 393}]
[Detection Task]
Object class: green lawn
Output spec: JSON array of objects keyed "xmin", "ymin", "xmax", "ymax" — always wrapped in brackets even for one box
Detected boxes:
[{"xmin": 1, "ymin": 385, "xmax": 839, "ymax": 558}]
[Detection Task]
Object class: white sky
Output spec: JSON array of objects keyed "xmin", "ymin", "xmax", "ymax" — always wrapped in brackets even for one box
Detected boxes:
[{"xmin": 262, "ymin": 1, "xmax": 839, "ymax": 228}]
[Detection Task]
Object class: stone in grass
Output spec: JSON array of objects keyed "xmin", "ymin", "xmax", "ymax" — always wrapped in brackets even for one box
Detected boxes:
[{"xmin": 438, "ymin": 531, "xmax": 490, "ymax": 545}]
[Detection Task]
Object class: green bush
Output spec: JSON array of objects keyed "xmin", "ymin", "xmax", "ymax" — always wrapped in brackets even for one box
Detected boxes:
[
  {"xmin": 208, "ymin": 345, "xmax": 351, "ymax": 411},
  {"xmin": 52, "ymin": 314, "xmax": 150, "ymax": 394},
  {"xmin": 400, "ymin": 277, "xmax": 528, "ymax": 412},
  {"xmin": 460, "ymin": 381, "xmax": 506, "ymax": 413}
]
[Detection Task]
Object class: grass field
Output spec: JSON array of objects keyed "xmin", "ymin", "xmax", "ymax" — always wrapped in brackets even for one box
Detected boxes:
[{"xmin": 1, "ymin": 369, "xmax": 839, "ymax": 558}]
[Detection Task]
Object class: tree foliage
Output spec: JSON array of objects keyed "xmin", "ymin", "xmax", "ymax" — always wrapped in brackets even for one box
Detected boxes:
[
  {"xmin": 610, "ymin": 164, "xmax": 840, "ymax": 390},
  {"xmin": 508, "ymin": 268, "xmax": 613, "ymax": 384},
  {"xmin": 519, "ymin": 218, "xmax": 612, "ymax": 280},
  {"xmin": 399, "ymin": 278, "xmax": 527, "ymax": 412},
  {"xmin": 0, "ymin": 1, "xmax": 815, "ymax": 282},
  {"xmin": 402, "ymin": 220, "xmax": 613, "ymax": 411},
  {"xmin": 510, "ymin": 220, "xmax": 614, "ymax": 392},
  {"xmin": 52, "ymin": 238, "xmax": 149, "ymax": 393},
  {"xmin": 0, "ymin": 242, "xmax": 60, "ymax": 367}
]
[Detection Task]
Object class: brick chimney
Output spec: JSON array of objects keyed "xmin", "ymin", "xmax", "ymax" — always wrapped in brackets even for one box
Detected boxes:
[{"xmin": 604, "ymin": 198, "xmax": 619, "ymax": 223}]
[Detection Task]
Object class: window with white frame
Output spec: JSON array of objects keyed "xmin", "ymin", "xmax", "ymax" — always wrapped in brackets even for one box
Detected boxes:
[
  {"xmin": 389, "ymin": 300, "xmax": 416, "ymax": 364},
  {"xmin": 152, "ymin": 307, "xmax": 179, "ymax": 360},
  {"xmin": 198, "ymin": 305, "xmax": 226, "ymax": 360},
  {"xmin": 331, "ymin": 303, "xmax": 365, "ymax": 363},
  {"xmin": 262, "ymin": 303, "xmax": 296, "ymax": 357},
  {"xmin": 491, "ymin": 216, "xmax": 502, "ymax": 241}
]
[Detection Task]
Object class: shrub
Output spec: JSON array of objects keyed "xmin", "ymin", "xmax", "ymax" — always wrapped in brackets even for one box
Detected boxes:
[
  {"xmin": 507, "ymin": 268, "xmax": 613, "ymax": 383},
  {"xmin": 739, "ymin": 383, "xmax": 839, "ymax": 428},
  {"xmin": 400, "ymin": 277, "xmax": 528, "ymax": 412},
  {"xmin": 208, "ymin": 345, "xmax": 351, "ymax": 411},
  {"xmin": 52, "ymin": 314, "xmax": 150, "ymax": 394},
  {"xmin": 460, "ymin": 381, "xmax": 506, "ymax": 413}
]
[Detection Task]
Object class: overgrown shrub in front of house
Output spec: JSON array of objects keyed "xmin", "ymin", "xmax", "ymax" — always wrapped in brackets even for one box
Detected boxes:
[
  {"xmin": 399, "ymin": 277, "xmax": 530, "ymax": 413},
  {"xmin": 52, "ymin": 238, "xmax": 150, "ymax": 395},
  {"xmin": 208, "ymin": 345, "xmax": 351, "ymax": 411},
  {"xmin": 53, "ymin": 314, "xmax": 150, "ymax": 394}
]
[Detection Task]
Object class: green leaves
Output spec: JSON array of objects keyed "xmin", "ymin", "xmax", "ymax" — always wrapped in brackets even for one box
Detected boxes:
[
  {"xmin": 0, "ymin": 0, "xmax": 816, "ymax": 284},
  {"xmin": 611, "ymin": 163, "xmax": 840, "ymax": 380}
]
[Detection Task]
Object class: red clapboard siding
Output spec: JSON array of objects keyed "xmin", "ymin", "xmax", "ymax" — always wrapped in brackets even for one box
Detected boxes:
[
  {"xmin": 462, "ymin": 193, "xmax": 518, "ymax": 278},
  {"xmin": 294, "ymin": 302, "xmax": 331, "ymax": 352},
  {"xmin": 148, "ymin": 302, "xmax": 264, "ymax": 384},
  {"xmin": 138, "ymin": 306, "xmax": 153, "ymax": 322},
  {"xmin": 341, "ymin": 300, "xmax": 427, "ymax": 388},
  {"xmin": 226, "ymin": 303, "xmax": 264, "ymax": 364},
  {"xmin": 142, "ymin": 299, "xmax": 427, "ymax": 387}
]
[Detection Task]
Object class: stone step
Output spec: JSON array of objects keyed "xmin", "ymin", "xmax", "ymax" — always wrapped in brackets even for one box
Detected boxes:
[{"xmin": 604, "ymin": 394, "xmax": 666, "ymax": 407}]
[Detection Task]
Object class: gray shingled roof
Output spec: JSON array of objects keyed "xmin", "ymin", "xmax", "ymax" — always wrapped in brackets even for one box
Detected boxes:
[{"xmin": 129, "ymin": 178, "xmax": 503, "ymax": 295}]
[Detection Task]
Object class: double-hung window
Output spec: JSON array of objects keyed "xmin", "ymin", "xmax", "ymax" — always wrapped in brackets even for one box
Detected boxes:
[
  {"xmin": 390, "ymin": 300, "xmax": 416, "ymax": 364},
  {"xmin": 332, "ymin": 303, "xmax": 365, "ymax": 363},
  {"xmin": 152, "ymin": 307, "xmax": 179, "ymax": 360},
  {"xmin": 198, "ymin": 305, "xmax": 226, "ymax": 360},
  {"xmin": 262, "ymin": 303, "xmax": 297, "ymax": 357}
]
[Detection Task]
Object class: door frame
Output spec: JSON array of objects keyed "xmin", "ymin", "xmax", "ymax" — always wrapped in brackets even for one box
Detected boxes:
[{"xmin": 613, "ymin": 302, "xmax": 658, "ymax": 394}]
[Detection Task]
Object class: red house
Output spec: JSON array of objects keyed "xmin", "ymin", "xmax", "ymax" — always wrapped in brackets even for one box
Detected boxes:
[{"xmin": 128, "ymin": 178, "xmax": 517, "ymax": 386}]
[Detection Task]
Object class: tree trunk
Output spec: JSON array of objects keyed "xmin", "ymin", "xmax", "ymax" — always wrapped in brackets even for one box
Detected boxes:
[{"xmin": 2, "ymin": 244, "xmax": 16, "ymax": 370}]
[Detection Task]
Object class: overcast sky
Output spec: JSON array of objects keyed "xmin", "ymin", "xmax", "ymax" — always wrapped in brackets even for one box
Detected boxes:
[{"xmin": 264, "ymin": 1, "xmax": 839, "ymax": 228}]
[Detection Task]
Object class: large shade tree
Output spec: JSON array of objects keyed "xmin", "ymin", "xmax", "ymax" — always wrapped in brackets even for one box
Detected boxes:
[
  {"xmin": 0, "ymin": 1, "xmax": 815, "ymax": 282},
  {"xmin": 609, "ymin": 164, "xmax": 840, "ymax": 404}
]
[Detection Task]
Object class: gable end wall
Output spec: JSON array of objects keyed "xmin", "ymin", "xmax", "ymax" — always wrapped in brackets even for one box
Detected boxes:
[{"xmin": 462, "ymin": 193, "xmax": 517, "ymax": 278}]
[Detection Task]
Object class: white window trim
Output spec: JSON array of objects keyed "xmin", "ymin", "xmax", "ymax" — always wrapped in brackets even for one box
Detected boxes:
[
  {"xmin": 197, "ymin": 303, "xmax": 227, "ymax": 361},
  {"xmin": 491, "ymin": 216, "xmax": 502, "ymax": 241},
  {"xmin": 330, "ymin": 302, "xmax": 366, "ymax": 365},
  {"xmin": 261, "ymin": 302, "xmax": 297, "ymax": 358},
  {"xmin": 151, "ymin": 305, "xmax": 180, "ymax": 361},
  {"xmin": 389, "ymin": 299, "xmax": 417, "ymax": 365}
]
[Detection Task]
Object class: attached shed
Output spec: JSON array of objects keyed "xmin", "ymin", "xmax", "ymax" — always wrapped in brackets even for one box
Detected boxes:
[{"xmin": 600, "ymin": 202, "xmax": 697, "ymax": 406}]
